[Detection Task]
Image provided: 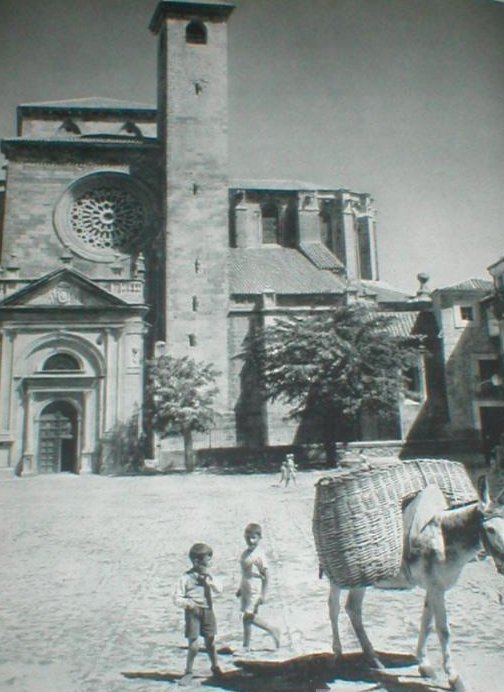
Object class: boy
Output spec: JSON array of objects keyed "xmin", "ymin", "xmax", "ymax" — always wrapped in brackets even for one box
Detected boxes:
[
  {"xmin": 236, "ymin": 523, "xmax": 280, "ymax": 651},
  {"xmin": 173, "ymin": 542, "xmax": 222, "ymax": 686},
  {"xmin": 284, "ymin": 453, "xmax": 297, "ymax": 486}
]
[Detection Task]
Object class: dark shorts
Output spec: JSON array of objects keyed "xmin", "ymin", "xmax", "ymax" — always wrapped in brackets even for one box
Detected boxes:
[{"xmin": 185, "ymin": 606, "xmax": 216, "ymax": 640}]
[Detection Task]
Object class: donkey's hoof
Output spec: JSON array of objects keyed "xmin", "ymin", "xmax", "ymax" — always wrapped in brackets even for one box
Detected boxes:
[
  {"xmin": 366, "ymin": 655, "xmax": 385, "ymax": 671},
  {"xmin": 418, "ymin": 663, "xmax": 436, "ymax": 679},
  {"xmin": 449, "ymin": 674, "xmax": 471, "ymax": 692}
]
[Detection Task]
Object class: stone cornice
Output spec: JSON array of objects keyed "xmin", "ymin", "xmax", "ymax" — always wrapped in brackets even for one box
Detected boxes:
[
  {"xmin": 1, "ymin": 137, "xmax": 160, "ymax": 158},
  {"xmin": 150, "ymin": 0, "xmax": 235, "ymax": 33}
]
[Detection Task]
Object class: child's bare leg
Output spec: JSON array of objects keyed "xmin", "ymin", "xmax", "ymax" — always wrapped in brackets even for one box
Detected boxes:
[
  {"xmin": 247, "ymin": 613, "xmax": 280, "ymax": 648},
  {"xmin": 204, "ymin": 635, "xmax": 221, "ymax": 674},
  {"xmin": 178, "ymin": 638, "xmax": 199, "ymax": 685},
  {"xmin": 242, "ymin": 614, "xmax": 252, "ymax": 649},
  {"xmin": 185, "ymin": 638, "xmax": 199, "ymax": 673}
]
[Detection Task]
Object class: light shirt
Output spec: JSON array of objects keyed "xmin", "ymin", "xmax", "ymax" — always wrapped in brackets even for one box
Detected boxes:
[{"xmin": 173, "ymin": 569, "xmax": 222, "ymax": 610}]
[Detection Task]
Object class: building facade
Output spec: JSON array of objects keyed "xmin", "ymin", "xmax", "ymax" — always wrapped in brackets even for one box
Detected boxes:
[{"xmin": 0, "ymin": 0, "xmax": 499, "ymax": 473}]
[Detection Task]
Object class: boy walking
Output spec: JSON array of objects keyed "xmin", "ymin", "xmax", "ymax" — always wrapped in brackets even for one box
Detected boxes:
[
  {"xmin": 173, "ymin": 543, "xmax": 222, "ymax": 686},
  {"xmin": 236, "ymin": 523, "xmax": 280, "ymax": 651}
]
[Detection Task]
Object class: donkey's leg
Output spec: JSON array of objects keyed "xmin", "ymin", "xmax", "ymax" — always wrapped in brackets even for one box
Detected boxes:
[
  {"xmin": 345, "ymin": 587, "xmax": 384, "ymax": 669},
  {"xmin": 416, "ymin": 591, "xmax": 435, "ymax": 679},
  {"xmin": 431, "ymin": 589, "xmax": 466, "ymax": 690},
  {"xmin": 328, "ymin": 581, "xmax": 343, "ymax": 657}
]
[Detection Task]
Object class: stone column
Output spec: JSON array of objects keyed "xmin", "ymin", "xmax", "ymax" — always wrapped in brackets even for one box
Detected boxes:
[
  {"xmin": 341, "ymin": 194, "xmax": 359, "ymax": 281},
  {"xmin": 80, "ymin": 390, "xmax": 94, "ymax": 474}
]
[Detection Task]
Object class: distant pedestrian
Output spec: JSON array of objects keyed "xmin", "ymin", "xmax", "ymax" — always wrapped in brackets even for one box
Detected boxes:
[
  {"xmin": 284, "ymin": 453, "xmax": 297, "ymax": 486},
  {"xmin": 173, "ymin": 542, "xmax": 223, "ymax": 686},
  {"xmin": 279, "ymin": 460, "xmax": 287, "ymax": 486},
  {"xmin": 235, "ymin": 523, "xmax": 280, "ymax": 651}
]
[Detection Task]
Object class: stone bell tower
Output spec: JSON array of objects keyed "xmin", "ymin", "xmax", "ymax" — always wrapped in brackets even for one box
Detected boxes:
[{"xmin": 150, "ymin": 1, "xmax": 234, "ymax": 423}]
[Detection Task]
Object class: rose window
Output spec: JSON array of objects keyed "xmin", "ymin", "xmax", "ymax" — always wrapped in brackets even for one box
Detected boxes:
[
  {"xmin": 54, "ymin": 173, "xmax": 154, "ymax": 262},
  {"xmin": 70, "ymin": 186, "xmax": 144, "ymax": 250}
]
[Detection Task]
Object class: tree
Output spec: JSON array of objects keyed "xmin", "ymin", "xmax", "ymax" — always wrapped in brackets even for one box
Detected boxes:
[
  {"xmin": 147, "ymin": 355, "xmax": 220, "ymax": 471},
  {"xmin": 245, "ymin": 303, "xmax": 419, "ymax": 463}
]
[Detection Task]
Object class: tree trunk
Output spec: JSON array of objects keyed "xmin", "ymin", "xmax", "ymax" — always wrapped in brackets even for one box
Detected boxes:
[{"xmin": 183, "ymin": 428, "xmax": 196, "ymax": 472}]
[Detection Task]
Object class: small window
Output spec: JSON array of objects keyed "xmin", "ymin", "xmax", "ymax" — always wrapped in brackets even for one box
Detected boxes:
[
  {"xmin": 188, "ymin": 334, "xmax": 197, "ymax": 347},
  {"xmin": 42, "ymin": 353, "xmax": 81, "ymax": 371},
  {"xmin": 460, "ymin": 305, "xmax": 474, "ymax": 321},
  {"xmin": 186, "ymin": 21, "xmax": 207, "ymax": 45}
]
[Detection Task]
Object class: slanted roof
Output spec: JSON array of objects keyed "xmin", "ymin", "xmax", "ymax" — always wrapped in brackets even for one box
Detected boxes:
[
  {"xmin": 385, "ymin": 311, "xmax": 438, "ymax": 338},
  {"xmin": 360, "ymin": 280, "xmax": 411, "ymax": 303},
  {"xmin": 299, "ymin": 242, "xmax": 344, "ymax": 271},
  {"xmin": 229, "ymin": 247, "xmax": 346, "ymax": 295},
  {"xmin": 435, "ymin": 277, "xmax": 492, "ymax": 294}
]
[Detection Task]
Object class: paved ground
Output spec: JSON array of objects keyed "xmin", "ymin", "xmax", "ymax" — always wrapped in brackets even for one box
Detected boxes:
[{"xmin": 0, "ymin": 468, "xmax": 502, "ymax": 692}]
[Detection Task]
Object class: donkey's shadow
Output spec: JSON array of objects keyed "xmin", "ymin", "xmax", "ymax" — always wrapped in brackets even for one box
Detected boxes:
[{"xmin": 122, "ymin": 651, "xmax": 449, "ymax": 691}]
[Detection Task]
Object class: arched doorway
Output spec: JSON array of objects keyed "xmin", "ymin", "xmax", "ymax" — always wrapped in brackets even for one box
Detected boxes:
[{"xmin": 38, "ymin": 401, "xmax": 79, "ymax": 473}]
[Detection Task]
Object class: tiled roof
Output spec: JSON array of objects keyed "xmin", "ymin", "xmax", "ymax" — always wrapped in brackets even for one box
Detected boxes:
[
  {"xmin": 229, "ymin": 247, "xmax": 346, "ymax": 295},
  {"xmin": 384, "ymin": 311, "xmax": 438, "ymax": 338},
  {"xmin": 435, "ymin": 278, "xmax": 492, "ymax": 293},
  {"xmin": 360, "ymin": 280, "xmax": 411, "ymax": 303},
  {"xmin": 19, "ymin": 97, "xmax": 156, "ymax": 112},
  {"xmin": 299, "ymin": 242, "xmax": 344, "ymax": 270}
]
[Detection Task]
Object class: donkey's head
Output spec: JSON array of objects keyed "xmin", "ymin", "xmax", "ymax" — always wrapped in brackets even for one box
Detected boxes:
[{"xmin": 478, "ymin": 476, "xmax": 504, "ymax": 575}]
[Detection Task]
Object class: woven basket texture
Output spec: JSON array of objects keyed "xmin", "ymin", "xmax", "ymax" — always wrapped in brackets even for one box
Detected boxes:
[{"xmin": 312, "ymin": 458, "xmax": 477, "ymax": 587}]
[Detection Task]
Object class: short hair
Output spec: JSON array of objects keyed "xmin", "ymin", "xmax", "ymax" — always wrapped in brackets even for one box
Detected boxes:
[
  {"xmin": 189, "ymin": 542, "xmax": 213, "ymax": 561},
  {"xmin": 244, "ymin": 523, "xmax": 262, "ymax": 537}
]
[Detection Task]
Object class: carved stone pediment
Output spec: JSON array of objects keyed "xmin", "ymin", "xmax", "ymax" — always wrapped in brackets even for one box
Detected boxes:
[{"xmin": 0, "ymin": 268, "xmax": 131, "ymax": 309}]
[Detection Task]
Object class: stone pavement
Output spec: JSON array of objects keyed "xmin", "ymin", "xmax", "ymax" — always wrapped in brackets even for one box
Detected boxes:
[{"xmin": 0, "ymin": 470, "xmax": 502, "ymax": 692}]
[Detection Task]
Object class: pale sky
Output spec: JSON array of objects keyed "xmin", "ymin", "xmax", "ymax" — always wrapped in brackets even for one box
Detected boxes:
[{"xmin": 0, "ymin": 0, "xmax": 503, "ymax": 292}]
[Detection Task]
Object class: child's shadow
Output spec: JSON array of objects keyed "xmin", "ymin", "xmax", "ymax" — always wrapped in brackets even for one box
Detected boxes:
[{"xmin": 122, "ymin": 651, "xmax": 448, "ymax": 691}]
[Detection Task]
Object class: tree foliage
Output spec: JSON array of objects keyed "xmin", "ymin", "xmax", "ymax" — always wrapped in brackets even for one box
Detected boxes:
[
  {"xmin": 245, "ymin": 303, "xmax": 419, "ymax": 455},
  {"xmin": 146, "ymin": 355, "xmax": 220, "ymax": 471}
]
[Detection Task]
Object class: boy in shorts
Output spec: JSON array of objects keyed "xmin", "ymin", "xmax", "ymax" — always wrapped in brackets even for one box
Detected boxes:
[
  {"xmin": 173, "ymin": 542, "xmax": 222, "ymax": 685},
  {"xmin": 236, "ymin": 523, "xmax": 280, "ymax": 650}
]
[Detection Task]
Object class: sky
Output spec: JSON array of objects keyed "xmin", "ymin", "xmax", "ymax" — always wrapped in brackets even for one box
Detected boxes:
[{"xmin": 0, "ymin": 0, "xmax": 503, "ymax": 293}]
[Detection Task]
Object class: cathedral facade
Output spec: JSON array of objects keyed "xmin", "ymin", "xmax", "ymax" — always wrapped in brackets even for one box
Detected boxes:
[{"xmin": 0, "ymin": 1, "xmax": 498, "ymax": 474}]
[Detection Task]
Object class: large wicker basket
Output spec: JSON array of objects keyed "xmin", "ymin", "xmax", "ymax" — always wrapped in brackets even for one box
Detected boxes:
[{"xmin": 312, "ymin": 459, "xmax": 477, "ymax": 587}]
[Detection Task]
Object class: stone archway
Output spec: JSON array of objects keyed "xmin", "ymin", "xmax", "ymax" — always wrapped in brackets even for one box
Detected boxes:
[{"xmin": 38, "ymin": 401, "xmax": 79, "ymax": 473}]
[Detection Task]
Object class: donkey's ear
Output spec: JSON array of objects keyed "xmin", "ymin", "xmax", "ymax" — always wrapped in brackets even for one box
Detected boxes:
[
  {"xmin": 477, "ymin": 475, "xmax": 491, "ymax": 509},
  {"xmin": 495, "ymin": 487, "xmax": 504, "ymax": 506}
]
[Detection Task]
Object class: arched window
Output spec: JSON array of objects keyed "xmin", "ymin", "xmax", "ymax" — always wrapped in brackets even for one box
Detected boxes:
[
  {"xmin": 42, "ymin": 353, "xmax": 81, "ymax": 371},
  {"xmin": 261, "ymin": 202, "xmax": 279, "ymax": 244},
  {"xmin": 56, "ymin": 118, "xmax": 81, "ymax": 136},
  {"xmin": 186, "ymin": 20, "xmax": 207, "ymax": 45},
  {"xmin": 118, "ymin": 121, "xmax": 143, "ymax": 138}
]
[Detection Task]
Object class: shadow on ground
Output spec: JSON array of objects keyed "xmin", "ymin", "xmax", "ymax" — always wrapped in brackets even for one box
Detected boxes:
[{"xmin": 122, "ymin": 651, "xmax": 448, "ymax": 691}]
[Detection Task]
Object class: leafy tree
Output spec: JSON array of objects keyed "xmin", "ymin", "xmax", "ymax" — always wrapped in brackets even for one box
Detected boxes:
[
  {"xmin": 102, "ymin": 414, "xmax": 144, "ymax": 474},
  {"xmin": 147, "ymin": 355, "xmax": 220, "ymax": 471},
  {"xmin": 245, "ymin": 303, "xmax": 419, "ymax": 463}
]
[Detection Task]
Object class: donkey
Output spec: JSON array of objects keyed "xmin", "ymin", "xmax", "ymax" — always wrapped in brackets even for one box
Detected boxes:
[{"xmin": 326, "ymin": 476, "xmax": 504, "ymax": 691}]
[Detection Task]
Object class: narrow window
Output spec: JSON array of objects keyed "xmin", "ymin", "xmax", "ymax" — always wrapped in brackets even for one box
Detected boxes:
[
  {"xmin": 186, "ymin": 21, "xmax": 207, "ymax": 45},
  {"xmin": 188, "ymin": 334, "xmax": 197, "ymax": 347},
  {"xmin": 192, "ymin": 296, "xmax": 199, "ymax": 312},
  {"xmin": 261, "ymin": 202, "xmax": 279, "ymax": 244}
]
